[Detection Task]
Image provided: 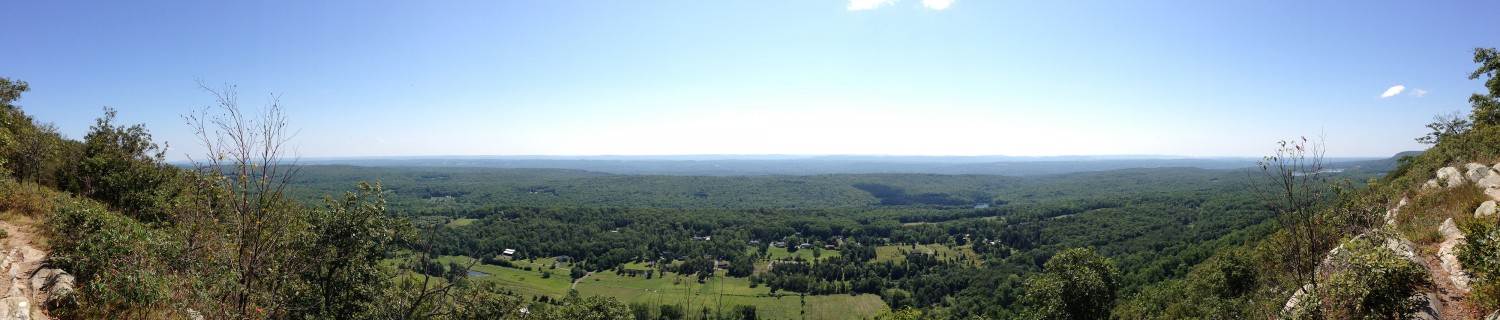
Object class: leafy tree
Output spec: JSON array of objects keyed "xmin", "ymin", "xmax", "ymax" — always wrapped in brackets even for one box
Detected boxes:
[
  {"xmin": 874, "ymin": 307, "xmax": 925, "ymax": 320},
  {"xmin": 1416, "ymin": 111, "xmax": 1471, "ymax": 144},
  {"xmin": 79, "ymin": 107, "xmax": 173, "ymax": 221},
  {"xmin": 1469, "ymin": 47, "xmax": 1500, "ymax": 127},
  {"xmin": 1021, "ymin": 248, "xmax": 1120, "ymax": 320},
  {"xmin": 294, "ymin": 181, "xmax": 409, "ymax": 318},
  {"xmin": 658, "ymin": 304, "xmax": 684, "ymax": 320},
  {"xmin": 731, "ymin": 304, "xmax": 757, "ymax": 320}
]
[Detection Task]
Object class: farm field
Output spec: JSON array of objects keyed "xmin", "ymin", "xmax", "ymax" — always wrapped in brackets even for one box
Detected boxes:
[{"xmin": 436, "ymin": 254, "xmax": 888, "ymax": 319}]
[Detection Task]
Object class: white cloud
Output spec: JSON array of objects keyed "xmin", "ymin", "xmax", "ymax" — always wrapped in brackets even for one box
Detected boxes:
[
  {"xmin": 848, "ymin": 0, "xmax": 896, "ymax": 10},
  {"xmin": 922, "ymin": 0, "xmax": 953, "ymax": 10},
  {"xmin": 1380, "ymin": 85, "xmax": 1406, "ymax": 98},
  {"xmin": 1410, "ymin": 88, "xmax": 1429, "ymax": 97}
]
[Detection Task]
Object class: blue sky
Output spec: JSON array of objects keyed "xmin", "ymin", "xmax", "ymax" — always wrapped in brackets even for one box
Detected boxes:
[{"xmin": 4, "ymin": 1, "xmax": 1499, "ymax": 160}]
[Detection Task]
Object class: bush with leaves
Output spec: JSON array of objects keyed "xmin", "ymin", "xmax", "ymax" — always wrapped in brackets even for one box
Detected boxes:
[
  {"xmin": 45, "ymin": 199, "xmax": 187, "ymax": 318},
  {"xmin": 1310, "ymin": 236, "xmax": 1428, "ymax": 319},
  {"xmin": 1020, "ymin": 247, "xmax": 1119, "ymax": 320},
  {"xmin": 1460, "ymin": 216, "xmax": 1500, "ymax": 312}
]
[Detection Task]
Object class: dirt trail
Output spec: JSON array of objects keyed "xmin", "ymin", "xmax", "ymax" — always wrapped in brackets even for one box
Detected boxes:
[
  {"xmin": 1419, "ymin": 244, "xmax": 1478, "ymax": 320},
  {"xmin": 0, "ymin": 220, "xmax": 50, "ymax": 320},
  {"xmin": 571, "ymin": 271, "xmax": 594, "ymax": 289}
]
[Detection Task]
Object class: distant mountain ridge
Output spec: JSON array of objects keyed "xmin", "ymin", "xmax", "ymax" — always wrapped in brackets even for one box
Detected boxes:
[{"xmin": 294, "ymin": 153, "xmax": 1410, "ymax": 176}]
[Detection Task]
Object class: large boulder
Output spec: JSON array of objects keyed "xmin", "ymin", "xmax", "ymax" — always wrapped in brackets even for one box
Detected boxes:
[
  {"xmin": 1485, "ymin": 310, "xmax": 1500, "ymax": 320},
  {"xmin": 1437, "ymin": 166, "xmax": 1466, "ymax": 188},
  {"xmin": 1422, "ymin": 179, "xmax": 1440, "ymax": 190},
  {"xmin": 1479, "ymin": 200, "xmax": 1498, "ymax": 218},
  {"xmin": 27, "ymin": 267, "xmax": 73, "ymax": 309},
  {"xmin": 1467, "ymin": 163, "xmax": 1497, "ymax": 182},
  {"xmin": 1383, "ymin": 236, "xmax": 1424, "ymax": 267},
  {"xmin": 1408, "ymin": 292, "xmax": 1442, "ymax": 320}
]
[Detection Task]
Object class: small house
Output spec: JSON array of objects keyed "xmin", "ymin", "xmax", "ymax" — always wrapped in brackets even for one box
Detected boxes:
[
  {"xmin": 797, "ymin": 243, "xmax": 813, "ymax": 249},
  {"xmin": 771, "ymin": 241, "xmax": 787, "ymax": 248},
  {"xmin": 555, "ymin": 255, "xmax": 572, "ymax": 263}
]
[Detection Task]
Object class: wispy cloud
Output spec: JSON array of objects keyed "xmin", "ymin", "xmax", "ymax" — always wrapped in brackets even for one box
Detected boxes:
[
  {"xmin": 1410, "ymin": 88, "xmax": 1429, "ymax": 97},
  {"xmin": 921, "ymin": 0, "xmax": 953, "ymax": 10},
  {"xmin": 1380, "ymin": 85, "xmax": 1406, "ymax": 98},
  {"xmin": 847, "ymin": 0, "xmax": 896, "ymax": 10}
]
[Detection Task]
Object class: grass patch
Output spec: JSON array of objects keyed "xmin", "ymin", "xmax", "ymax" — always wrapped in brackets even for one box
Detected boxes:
[
  {"xmin": 871, "ymin": 243, "xmax": 981, "ymax": 265},
  {"xmin": 445, "ymin": 218, "xmax": 478, "ymax": 227},
  {"xmin": 437, "ymin": 255, "xmax": 575, "ymax": 298},
  {"xmin": 757, "ymin": 246, "xmax": 842, "ymax": 262},
  {"xmin": 575, "ymin": 269, "xmax": 885, "ymax": 319},
  {"xmin": 1398, "ymin": 185, "xmax": 1486, "ymax": 244},
  {"xmin": 424, "ymin": 252, "xmax": 892, "ymax": 319}
]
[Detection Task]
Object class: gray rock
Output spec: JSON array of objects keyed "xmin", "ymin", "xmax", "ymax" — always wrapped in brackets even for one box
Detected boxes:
[
  {"xmin": 1438, "ymin": 166, "xmax": 1466, "ymax": 188},
  {"xmin": 1440, "ymin": 218, "xmax": 1464, "ymax": 240},
  {"xmin": 1423, "ymin": 179, "xmax": 1440, "ymax": 190},
  {"xmin": 26, "ymin": 269, "xmax": 54, "ymax": 292},
  {"xmin": 1409, "ymin": 292, "xmax": 1442, "ymax": 320},
  {"xmin": 1480, "ymin": 200, "xmax": 1498, "ymax": 218},
  {"xmin": 1386, "ymin": 197, "xmax": 1410, "ymax": 227},
  {"xmin": 0, "ymin": 297, "xmax": 29, "ymax": 320},
  {"xmin": 1467, "ymin": 163, "xmax": 1496, "ymax": 182},
  {"xmin": 27, "ymin": 267, "xmax": 73, "ymax": 308},
  {"xmin": 1281, "ymin": 284, "xmax": 1314, "ymax": 318},
  {"xmin": 1479, "ymin": 174, "xmax": 1500, "ymax": 190},
  {"xmin": 1384, "ymin": 236, "xmax": 1424, "ymax": 266},
  {"xmin": 1485, "ymin": 310, "xmax": 1500, "ymax": 320},
  {"xmin": 1438, "ymin": 218, "xmax": 1473, "ymax": 292}
]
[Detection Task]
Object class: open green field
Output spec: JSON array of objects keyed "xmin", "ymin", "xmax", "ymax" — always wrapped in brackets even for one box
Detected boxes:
[
  {"xmin": 576, "ymin": 269, "xmax": 885, "ymax": 319},
  {"xmin": 757, "ymin": 246, "xmax": 842, "ymax": 262},
  {"xmin": 873, "ymin": 243, "xmax": 978, "ymax": 264},
  {"xmin": 436, "ymin": 254, "xmax": 888, "ymax": 319},
  {"xmin": 435, "ymin": 255, "xmax": 576, "ymax": 298},
  {"xmin": 445, "ymin": 217, "xmax": 478, "ymax": 227}
]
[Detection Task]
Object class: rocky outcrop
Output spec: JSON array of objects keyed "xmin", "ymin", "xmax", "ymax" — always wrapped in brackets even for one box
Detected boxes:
[
  {"xmin": 0, "ymin": 221, "xmax": 59, "ymax": 320},
  {"xmin": 0, "ymin": 245, "xmax": 42, "ymax": 320},
  {"xmin": 1438, "ymin": 166, "xmax": 1466, "ymax": 188},
  {"xmin": 1438, "ymin": 218, "xmax": 1474, "ymax": 292},
  {"xmin": 1485, "ymin": 310, "xmax": 1500, "ymax": 320},
  {"xmin": 1386, "ymin": 197, "xmax": 1410, "ymax": 227},
  {"xmin": 1409, "ymin": 292, "xmax": 1443, "ymax": 320},
  {"xmin": 1466, "ymin": 163, "xmax": 1497, "ymax": 182},
  {"xmin": 1479, "ymin": 200, "xmax": 1498, "ymax": 218},
  {"xmin": 27, "ymin": 268, "xmax": 71, "ymax": 309}
]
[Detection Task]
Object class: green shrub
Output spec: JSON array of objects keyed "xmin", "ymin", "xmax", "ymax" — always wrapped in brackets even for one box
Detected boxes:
[
  {"xmin": 1459, "ymin": 216, "xmax": 1500, "ymax": 312},
  {"xmin": 0, "ymin": 178, "xmax": 57, "ymax": 217},
  {"xmin": 1021, "ymin": 247, "xmax": 1119, "ymax": 320},
  {"xmin": 45, "ymin": 199, "xmax": 183, "ymax": 318},
  {"xmin": 1317, "ymin": 237, "xmax": 1428, "ymax": 319}
]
